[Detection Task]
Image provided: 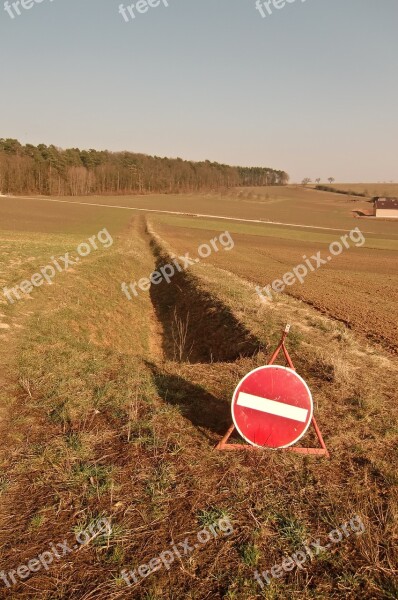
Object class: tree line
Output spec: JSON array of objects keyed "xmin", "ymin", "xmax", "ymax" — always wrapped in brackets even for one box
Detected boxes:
[{"xmin": 0, "ymin": 138, "xmax": 289, "ymax": 196}]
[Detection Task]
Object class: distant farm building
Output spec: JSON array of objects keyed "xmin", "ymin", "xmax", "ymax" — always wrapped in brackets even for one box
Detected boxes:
[{"xmin": 373, "ymin": 197, "xmax": 398, "ymax": 218}]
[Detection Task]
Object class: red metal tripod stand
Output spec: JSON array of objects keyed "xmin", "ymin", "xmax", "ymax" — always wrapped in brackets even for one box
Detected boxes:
[{"xmin": 215, "ymin": 325, "xmax": 329, "ymax": 457}]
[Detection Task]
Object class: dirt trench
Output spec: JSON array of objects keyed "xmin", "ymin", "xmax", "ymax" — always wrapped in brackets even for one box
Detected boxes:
[{"xmin": 146, "ymin": 229, "xmax": 263, "ymax": 364}]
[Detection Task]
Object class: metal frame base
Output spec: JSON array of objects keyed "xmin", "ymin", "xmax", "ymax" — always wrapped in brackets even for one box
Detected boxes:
[{"xmin": 215, "ymin": 325, "xmax": 330, "ymax": 458}]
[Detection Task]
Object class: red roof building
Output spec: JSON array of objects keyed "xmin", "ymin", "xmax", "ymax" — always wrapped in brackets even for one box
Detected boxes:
[{"xmin": 373, "ymin": 197, "xmax": 398, "ymax": 218}]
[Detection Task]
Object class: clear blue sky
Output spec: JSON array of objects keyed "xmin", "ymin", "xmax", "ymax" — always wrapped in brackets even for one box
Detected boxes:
[{"xmin": 1, "ymin": 0, "xmax": 397, "ymax": 183}]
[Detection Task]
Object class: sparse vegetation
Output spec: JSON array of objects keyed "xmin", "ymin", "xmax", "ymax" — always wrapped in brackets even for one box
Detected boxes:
[
  {"xmin": 0, "ymin": 189, "xmax": 396, "ymax": 599},
  {"xmin": 316, "ymin": 184, "xmax": 367, "ymax": 197}
]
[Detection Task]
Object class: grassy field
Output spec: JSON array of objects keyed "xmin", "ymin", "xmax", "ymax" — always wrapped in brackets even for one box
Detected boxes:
[
  {"xmin": 8, "ymin": 185, "xmax": 398, "ymax": 234},
  {"xmin": 148, "ymin": 211, "xmax": 398, "ymax": 353},
  {"xmin": 0, "ymin": 191, "xmax": 397, "ymax": 599},
  {"xmin": 324, "ymin": 183, "xmax": 398, "ymax": 198}
]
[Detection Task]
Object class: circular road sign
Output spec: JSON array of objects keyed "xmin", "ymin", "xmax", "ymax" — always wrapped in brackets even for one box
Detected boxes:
[{"xmin": 231, "ymin": 365, "xmax": 313, "ymax": 448}]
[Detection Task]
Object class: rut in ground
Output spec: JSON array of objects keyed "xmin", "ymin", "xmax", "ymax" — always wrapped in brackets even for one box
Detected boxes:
[
  {"xmin": 138, "ymin": 221, "xmax": 265, "ymax": 442},
  {"xmin": 147, "ymin": 231, "xmax": 263, "ymax": 364}
]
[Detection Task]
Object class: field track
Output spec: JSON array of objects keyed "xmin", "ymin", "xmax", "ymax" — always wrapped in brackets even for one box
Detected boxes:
[{"xmin": 1, "ymin": 195, "xmax": 379, "ymax": 234}]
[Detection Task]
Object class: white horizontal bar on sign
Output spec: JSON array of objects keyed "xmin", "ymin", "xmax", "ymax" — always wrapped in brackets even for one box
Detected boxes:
[{"xmin": 237, "ymin": 392, "xmax": 308, "ymax": 423}]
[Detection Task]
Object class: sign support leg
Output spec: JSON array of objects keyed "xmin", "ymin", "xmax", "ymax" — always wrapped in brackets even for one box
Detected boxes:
[{"xmin": 215, "ymin": 324, "xmax": 330, "ymax": 457}]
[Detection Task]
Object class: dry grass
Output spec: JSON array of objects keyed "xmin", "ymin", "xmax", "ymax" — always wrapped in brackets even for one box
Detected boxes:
[
  {"xmin": 148, "ymin": 214, "xmax": 398, "ymax": 353},
  {"xmin": 0, "ymin": 210, "xmax": 396, "ymax": 599}
]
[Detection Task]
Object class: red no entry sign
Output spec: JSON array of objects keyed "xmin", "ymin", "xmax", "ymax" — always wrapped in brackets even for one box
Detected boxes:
[{"xmin": 231, "ymin": 365, "xmax": 313, "ymax": 448}]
